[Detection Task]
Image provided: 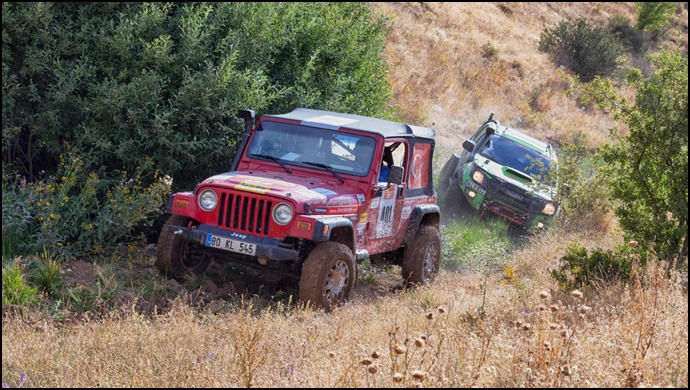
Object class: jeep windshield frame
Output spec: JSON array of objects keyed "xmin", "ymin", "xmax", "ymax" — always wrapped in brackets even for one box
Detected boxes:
[
  {"xmin": 246, "ymin": 120, "xmax": 377, "ymax": 177},
  {"xmin": 478, "ymin": 134, "xmax": 553, "ymax": 177}
]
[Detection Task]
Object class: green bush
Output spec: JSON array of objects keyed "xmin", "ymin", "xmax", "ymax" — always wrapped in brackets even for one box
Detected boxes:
[
  {"xmin": 580, "ymin": 51, "xmax": 688, "ymax": 260},
  {"xmin": 552, "ymin": 138, "xmax": 612, "ymax": 232},
  {"xmin": 608, "ymin": 13, "xmax": 645, "ymax": 54},
  {"xmin": 635, "ymin": 2, "xmax": 676, "ymax": 39},
  {"xmin": 551, "ymin": 241, "xmax": 650, "ymax": 289},
  {"xmin": 3, "ymin": 2, "xmax": 392, "ymax": 253},
  {"xmin": 2, "ymin": 261, "xmax": 40, "ymax": 307},
  {"xmin": 539, "ymin": 17, "xmax": 624, "ymax": 82},
  {"xmin": 2, "ymin": 152, "xmax": 171, "ymax": 259},
  {"xmin": 2, "ymin": 2, "xmax": 391, "ymax": 193}
]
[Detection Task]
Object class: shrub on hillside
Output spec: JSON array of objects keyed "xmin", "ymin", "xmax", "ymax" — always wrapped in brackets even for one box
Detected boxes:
[
  {"xmin": 552, "ymin": 139, "xmax": 613, "ymax": 232},
  {"xmin": 582, "ymin": 51, "xmax": 688, "ymax": 261},
  {"xmin": 551, "ymin": 241, "xmax": 651, "ymax": 290},
  {"xmin": 539, "ymin": 17, "xmax": 624, "ymax": 82},
  {"xmin": 2, "ymin": 152, "xmax": 170, "ymax": 260},
  {"xmin": 608, "ymin": 13, "xmax": 646, "ymax": 54}
]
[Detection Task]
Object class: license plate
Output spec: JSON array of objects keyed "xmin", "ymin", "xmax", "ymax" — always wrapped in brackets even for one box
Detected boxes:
[
  {"xmin": 505, "ymin": 189, "xmax": 524, "ymax": 201},
  {"xmin": 205, "ymin": 234, "xmax": 256, "ymax": 255}
]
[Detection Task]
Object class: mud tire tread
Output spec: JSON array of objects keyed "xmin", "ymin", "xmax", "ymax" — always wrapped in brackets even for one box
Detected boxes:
[
  {"xmin": 402, "ymin": 225, "xmax": 441, "ymax": 287},
  {"xmin": 299, "ymin": 242, "xmax": 356, "ymax": 312}
]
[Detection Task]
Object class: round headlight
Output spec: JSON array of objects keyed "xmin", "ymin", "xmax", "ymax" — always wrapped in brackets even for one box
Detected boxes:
[
  {"xmin": 272, "ymin": 203, "xmax": 294, "ymax": 225},
  {"xmin": 198, "ymin": 189, "xmax": 218, "ymax": 211},
  {"xmin": 472, "ymin": 169, "xmax": 485, "ymax": 185},
  {"xmin": 542, "ymin": 202, "xmax": 556, "ymax": 216}
]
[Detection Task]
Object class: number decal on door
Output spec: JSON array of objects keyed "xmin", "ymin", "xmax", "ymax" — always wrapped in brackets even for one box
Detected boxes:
[{"xmin": 376, "ymin": 185, "xmax": 396, "ymax": 238}]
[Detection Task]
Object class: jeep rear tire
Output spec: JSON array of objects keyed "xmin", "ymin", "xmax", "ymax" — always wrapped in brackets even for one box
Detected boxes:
[
  {"xmin": 402, "ymin": 225, "xmax": 441, "ymax": 287},
  {"xmin": 299, "ymin": 242, "xmax": 356, "ymax": 311},
  {"xmin": 156, "ymin": 214, "xmax": 211, "ymax": 278}
]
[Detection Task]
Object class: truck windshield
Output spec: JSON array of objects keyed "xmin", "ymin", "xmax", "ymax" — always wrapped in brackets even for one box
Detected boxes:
[
  {"xmin": 479, "ymin": 135, "xmax": 552, "ymax": 176},
  {"xmin": 246, "ymin": 120, "xmax": 376, "ymax": 177}
]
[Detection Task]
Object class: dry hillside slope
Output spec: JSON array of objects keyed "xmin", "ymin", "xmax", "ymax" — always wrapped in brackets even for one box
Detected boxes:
[{"xmin": 372, "ymin": 2, "xmax": 688, "ymax": 155}]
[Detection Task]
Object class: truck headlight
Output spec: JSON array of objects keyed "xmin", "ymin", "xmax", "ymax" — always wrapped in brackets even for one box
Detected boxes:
[
  {"xmin": 273, "ymin": 203, "xmax": 294, "ymax": 225},
  {"xmin": 542, "ymin": 202, "xmax": 556, "ymax": 215},
  {"xmin": 472, "ymin": 169, "xmax": 485, "ymax": 185},
  {"xmin": 198, "ymin": 189, "xmax": 218, "ymax": 211}
]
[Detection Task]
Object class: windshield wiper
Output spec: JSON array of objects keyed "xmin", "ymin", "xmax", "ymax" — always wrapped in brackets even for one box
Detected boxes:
[
  {"xmin": 302, "ymin": 161, "xmax": 345, "ymax": 183},
  {"xmin": 253, "ymin": 154, "xmax": 292, "ymax": 174}
]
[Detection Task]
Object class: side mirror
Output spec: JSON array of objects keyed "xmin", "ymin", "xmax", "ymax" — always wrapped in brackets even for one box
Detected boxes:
[
  {"xmin": 388, "ymin": 165, "xmax": 404, "ymax": 185},
  {"xmin": 462, "ymin": 140, "xmax": 475, "ymax": 153}
]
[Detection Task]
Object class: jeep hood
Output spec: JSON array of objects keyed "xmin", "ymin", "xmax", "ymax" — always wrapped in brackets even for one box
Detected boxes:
[
  {"xmin": 473, "ymin": 157, "xmax": 556, "ymax": 201},
  {"xmin": 198, "ymin": 171, "xmax": 363, "ymax": 214}
]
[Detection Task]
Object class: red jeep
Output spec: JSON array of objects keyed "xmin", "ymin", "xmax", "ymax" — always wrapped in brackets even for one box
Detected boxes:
[{"xmin": 156, "ymin": 108, "xmax": 441, "ymax": 310}]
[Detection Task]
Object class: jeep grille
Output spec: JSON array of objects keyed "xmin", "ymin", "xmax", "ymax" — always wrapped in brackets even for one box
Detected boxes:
[{"xmin": 217, "ymin": 192, "xmax": 273, "ymax": 236}]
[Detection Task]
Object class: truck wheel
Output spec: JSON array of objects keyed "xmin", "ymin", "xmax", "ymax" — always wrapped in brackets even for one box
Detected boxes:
[
  {"xmin": 402, "ymin": 225, "xmax": 441, "ymax": 287},
  {"xmin": 156, "ymin": 214, "xmax": 211, "ymax": 278},
  {"xmin": 438, "ymin": 153, "xmax": 460, "ymax": 195},
  {"xmin": 299, "ymin": 242, "xmax": 356, "ymax": 311},
  {"xmin": 444, "ymin": 176, "xmax": 470, "ymax": 216}
]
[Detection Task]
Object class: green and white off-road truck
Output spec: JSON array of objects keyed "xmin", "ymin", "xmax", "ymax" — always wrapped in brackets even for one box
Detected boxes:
[{"xmin": 438, "ymin": 114, "xmax": 559, "ymax": 229}]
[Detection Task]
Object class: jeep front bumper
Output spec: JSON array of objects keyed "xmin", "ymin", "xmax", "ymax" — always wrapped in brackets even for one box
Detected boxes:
[{"xmin": 167, "ymin": 223, "xmax": 299, "ymax": 261}]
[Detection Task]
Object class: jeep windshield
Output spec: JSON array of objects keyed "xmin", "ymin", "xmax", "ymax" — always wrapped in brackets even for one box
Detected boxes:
[
  {"xmin": 246, "ymin": 120, "xmax": 376, "ymax": 177},
  {"xmin": 479, "ymin": 134, "xmax": 552, "ymax": 176}
]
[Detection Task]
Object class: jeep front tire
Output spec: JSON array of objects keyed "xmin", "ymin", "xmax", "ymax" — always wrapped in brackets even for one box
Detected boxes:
[
  {"xmin": 402, "ymin": 225, "xmax": 441, "ymax": 287},
  {"xmin": 156, "ymin": 215, "xmax": 211, "ymax": 278},
  {"xmin": 299, "ymin": 242, "xmax": 356, "ymax": 311}
]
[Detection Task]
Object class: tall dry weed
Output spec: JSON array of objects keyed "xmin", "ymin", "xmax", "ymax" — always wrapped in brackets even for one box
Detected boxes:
[{"xmin": 3, "ymin": 251, "xmax": 687, "ymax": 387}]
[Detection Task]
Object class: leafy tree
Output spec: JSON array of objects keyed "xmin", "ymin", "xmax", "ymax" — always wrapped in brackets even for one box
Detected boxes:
[
  {"xmin": 580, "ymin": 51, "xmax": 688, "ymax": 260},
  {"xmin": 3, "ymin": 2, "xmax": 391, "ymax": 191},
  {"xmin": 635, "ymin": 2, "xmax": 676, "ymax": 39},
  {"xmin": 2, "ymin": 2, "xmax": 392, "ymax": 257},
  {"xmin": 539, "ymin": 17, "xmax": 624, "ymax": 82}
]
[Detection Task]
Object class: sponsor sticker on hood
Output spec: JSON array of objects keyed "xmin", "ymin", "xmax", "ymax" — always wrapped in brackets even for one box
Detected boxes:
[{"xmin": 234, "ymin": 180, "xmax": 272, "ymax": 194}]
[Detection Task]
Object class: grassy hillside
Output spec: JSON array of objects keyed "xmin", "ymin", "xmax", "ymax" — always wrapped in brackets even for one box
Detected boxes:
[{"xmin": 2, "ymin": 2, "xmax": 688, "ymax": 388}]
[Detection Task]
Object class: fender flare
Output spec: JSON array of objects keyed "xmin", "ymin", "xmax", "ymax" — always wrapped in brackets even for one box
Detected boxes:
[
  {"xmin": 403, "ymin": 204, "xmax": 440, "ymax": 247},
  {"xmin": 313, "ymin": 217, "xmax": 356, "ymax": 252}
]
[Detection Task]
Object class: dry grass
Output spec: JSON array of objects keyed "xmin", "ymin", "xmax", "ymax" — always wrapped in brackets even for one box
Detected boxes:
[{"xmin": 2, "ymin": 229, "xmax": 687, "ymax": 387}]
